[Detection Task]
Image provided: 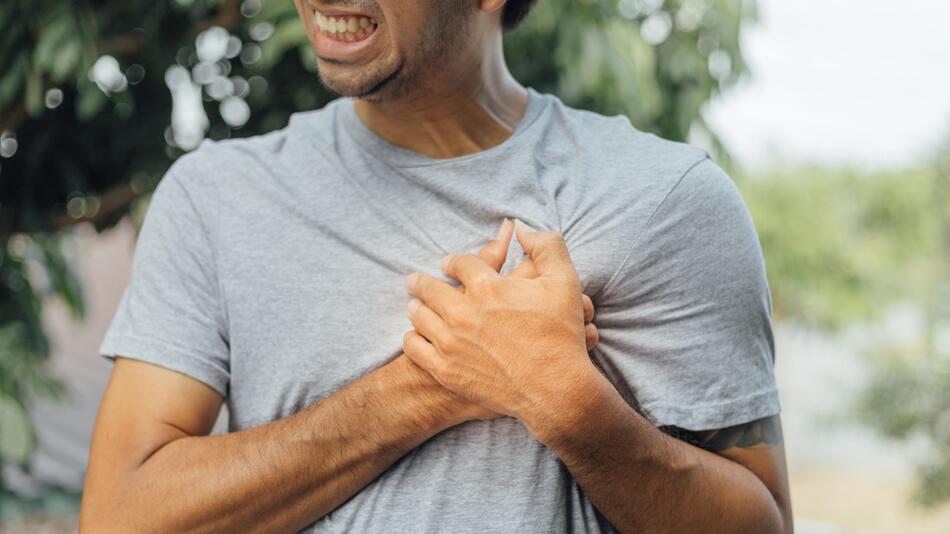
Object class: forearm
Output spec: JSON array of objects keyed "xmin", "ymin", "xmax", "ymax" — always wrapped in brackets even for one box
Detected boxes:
[
  {"xmin": 525, "ymin": 368, "xmax": 786, "ymax": 534},
  {"xmin": 81, "ymin": 355, "xmax": 464, "ymax": 534}
]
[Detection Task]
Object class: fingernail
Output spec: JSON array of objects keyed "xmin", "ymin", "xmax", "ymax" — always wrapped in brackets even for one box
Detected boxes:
[
  {"xmin": 407, "ymin": 298, "xmax": 421, "ymax": 316},
  {"xmin": 496, "ymin": 217, "xmax": 510, "ymax": 240},
  {"xmin": 440, "ymin": 254, "xmax": 453, "ymax": 271},
  {"xmin": 405, "ymin": 272, "xmax": 419, "ymax": 291}
]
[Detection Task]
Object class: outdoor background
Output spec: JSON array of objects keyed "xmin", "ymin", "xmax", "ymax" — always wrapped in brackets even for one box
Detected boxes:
[{"xmin": 1, "ymin": 0, "xmax": 949, "ymax": 532}]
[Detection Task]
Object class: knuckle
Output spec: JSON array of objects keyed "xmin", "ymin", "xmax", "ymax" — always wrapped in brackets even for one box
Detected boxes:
[
  {"xmin": 438, "ymin": 333, "xmax": 460, "ymax": 354},
  {"xmin": 539, "ymin": 232, "xmax": 565, "ymax": 244},
  {"xmin": 462, "ymin": 254, "xmax": 482, "ymax": 272},
  {"xmin": 469, "ymin": 272, "xmax": 493, "ymax": 291},
  {"xmin": 403, "ymin": 331, "xmax": 419, "ymax": 353},
  {"xmin": 431, "ymin": 358, "xmax": 455, "ymax": 384},
  {"xmin": 443, "ymin": 301, "xmax": 465, "ymax": 322}
]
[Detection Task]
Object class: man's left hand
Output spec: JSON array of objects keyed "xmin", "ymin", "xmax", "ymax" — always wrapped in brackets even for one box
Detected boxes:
[{"xmin": 402, "ymin": 220, "xmax": 600, "ymax": 429}]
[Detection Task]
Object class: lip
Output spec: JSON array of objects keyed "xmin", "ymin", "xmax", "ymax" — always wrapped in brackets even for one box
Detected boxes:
[
  {"xmin": 309, "ymin": 3, "xmax": 376, "ymax": 18},
  {"xmin": 309, "ymin": 7, "xmax": 382, "ymax": 62}
]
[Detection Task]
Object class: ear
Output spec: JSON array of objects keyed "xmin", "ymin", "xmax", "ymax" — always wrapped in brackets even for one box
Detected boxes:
[{"xmin": 477, "ymin": 0, "xmax": 507, "ymax": 15}]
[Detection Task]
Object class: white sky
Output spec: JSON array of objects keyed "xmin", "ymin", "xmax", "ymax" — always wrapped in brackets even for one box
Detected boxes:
[{"xmin": 703, "ymin": 0, "xmax": 950, "ymax": 171}]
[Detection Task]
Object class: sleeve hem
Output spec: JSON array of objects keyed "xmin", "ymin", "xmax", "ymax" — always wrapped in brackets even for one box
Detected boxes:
[
  {"xmin": 639, "ymin": 387, "xmax": 781, "ymax": 431},
  {"xmin": 98, "ymin": 333, "xmax": 230, "ymax": 397}
]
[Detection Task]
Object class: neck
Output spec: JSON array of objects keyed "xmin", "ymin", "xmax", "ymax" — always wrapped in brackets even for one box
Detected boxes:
[{"xmin": 353, "ymin": 34, "xmax": 529, "ymax": 159}]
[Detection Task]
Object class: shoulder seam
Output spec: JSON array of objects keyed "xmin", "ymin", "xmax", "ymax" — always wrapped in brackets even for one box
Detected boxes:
[
  {"xmin": 163, "ymin": 165, "xmax": 230, "ymax": 341},
  {"xmin": 591, "ymin": 154, "xmax": 712, "ymax": 303}
]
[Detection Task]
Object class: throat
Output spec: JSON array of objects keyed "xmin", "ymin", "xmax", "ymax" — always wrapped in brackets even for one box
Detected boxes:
[{"xmin": 352, "ymin": 90, "xmax": 530, "ymax": 160}]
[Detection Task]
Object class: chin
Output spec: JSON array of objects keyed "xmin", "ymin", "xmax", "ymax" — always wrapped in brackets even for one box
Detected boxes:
[{"xmin": 317, "ymin": 59, "xmax": 406, "ymax": 101}]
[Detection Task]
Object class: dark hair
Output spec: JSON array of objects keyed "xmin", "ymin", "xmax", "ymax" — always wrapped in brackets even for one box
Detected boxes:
[{"xmin": 501, "ymin": 0, "xmax": 539, "ymax": 32}]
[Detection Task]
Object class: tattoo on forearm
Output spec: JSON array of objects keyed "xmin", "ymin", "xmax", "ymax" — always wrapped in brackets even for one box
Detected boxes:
[{"xmin": 658, "ymin": 415, "xmax": 781, "ymax": 452}]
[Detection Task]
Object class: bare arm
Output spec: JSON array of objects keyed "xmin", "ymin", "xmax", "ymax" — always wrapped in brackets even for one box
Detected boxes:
[
  {"xmin": 527, "ymin": 370, "xmax": 793, "ymax": 534},
  {"xmin": 79, "ymin": 354, "xmax": 478, "ymax": 533},
  {"xmin": 81, "ymin": 219, "xmax": 599, "ymax": 532}
]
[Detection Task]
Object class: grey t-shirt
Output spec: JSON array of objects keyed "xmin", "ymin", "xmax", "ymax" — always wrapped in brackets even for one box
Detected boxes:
[{"xmin": 99, "ymin": 87, "xmax": 780, "ymax": 533}]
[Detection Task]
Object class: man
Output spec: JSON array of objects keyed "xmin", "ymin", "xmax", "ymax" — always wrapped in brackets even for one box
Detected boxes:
[{"xmin": 81, "ymin": 0, "xmax": 793, "ymax": 532}]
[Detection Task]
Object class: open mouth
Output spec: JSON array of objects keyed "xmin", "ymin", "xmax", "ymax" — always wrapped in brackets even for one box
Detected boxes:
[{"xmin": 313, "ymin": 11, "xmax": 379, "ymax": 43}]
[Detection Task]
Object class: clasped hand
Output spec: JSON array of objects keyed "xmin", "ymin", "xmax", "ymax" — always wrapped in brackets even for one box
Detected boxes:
[{"xmin": 402, "ymin": 218, "xmax": 600, "ymax": 428}]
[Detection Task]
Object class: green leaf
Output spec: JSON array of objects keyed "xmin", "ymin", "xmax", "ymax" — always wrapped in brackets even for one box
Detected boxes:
[
  {"xmin": 258, "ymin": 18, "xmax": 307, "ymax": 70},
  {"xmin": 76, "ymin": 85, "xmax": 108, "ymax": 121},
  {"xmin": 0, "ymin": 393, "xmax": 33, "ymax": 464},
  {"xmin": 50, "ymin": 35, "xmax": 82, "ymax": 84},
  {"xmin": 33, "ymin": 14, "xmax": 72, "ymax": 73},
  {"xmin": 257, "ymin": 0, "xmax": 298, "ymax": 22},
  {"xmin": 36, "ymin": 236, "xmax": 86, "ymax": 319}
]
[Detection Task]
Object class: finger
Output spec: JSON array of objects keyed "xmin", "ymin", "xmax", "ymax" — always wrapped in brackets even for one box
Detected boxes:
[
  {"xmin": 406, "ymin": 272, "xmax": 462, "ymax": 318},
  {"xmin": 507, "ymin": 256, "xmax": 539, "ymax": 279},
  {"xmin": 477, "ymin": 218, "xmax": 515, "ymax": 273},
  {"xmin": 585, "ymin": 323, "xmax": 599, "ymax": 351},
  {"xmin": 441, "ymin": 253, "xmax": 500, "ymax": 288},
  {"xmin": 582, "ymin": 294, "xmax": 594, "ymax": 324},
  {"xmin": 407, "ymin": 298, "xmax": 448, "ymax": 347},
  {"xmin": 402, "ymin": 330, "xmax": 442, "ymax": 375},
  {"xmin": 513, "ymin": 219, "xmax": 576, "ymax": 278}
]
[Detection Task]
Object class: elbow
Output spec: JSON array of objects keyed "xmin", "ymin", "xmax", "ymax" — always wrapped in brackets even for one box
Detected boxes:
[
  {"xmin": 742, "ymin": 493, "xmax": 792, "ymax": 534},
  {"xmin": 750, "ymin": 507, "xmax": 786, "ymax": 534}
]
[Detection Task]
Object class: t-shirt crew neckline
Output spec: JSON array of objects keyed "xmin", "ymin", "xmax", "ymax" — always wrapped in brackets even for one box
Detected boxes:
[{"xmin": 336, "ymin": 87, "xmax": 548, "ymax": 168}]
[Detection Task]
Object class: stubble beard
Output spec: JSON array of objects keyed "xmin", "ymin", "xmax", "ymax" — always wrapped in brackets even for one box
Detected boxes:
[{"xmin": 316, "ymin": 1, "xmax": 474, "ymax": 102}]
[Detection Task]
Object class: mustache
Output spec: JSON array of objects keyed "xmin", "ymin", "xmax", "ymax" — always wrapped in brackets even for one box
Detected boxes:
[{"xmin": 315, "ymin": 0, "xmax": 379, "ymax": 13}]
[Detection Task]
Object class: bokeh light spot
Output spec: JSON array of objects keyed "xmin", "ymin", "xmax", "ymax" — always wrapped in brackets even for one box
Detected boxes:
[
  {"xmin": 90, "ymin": 55, "xmax": 128, "ymax": 94},
  {"xmin": 641, "ymin": 12, "xmax": 673, "ymax": 45},
  {"xmin": 220, "ymin": 96, "xmax": 251, "ymax": 128},
  {"xmin": 250, "ymin": 22, "xmax": 275, "ymax": 41},
  {"xmin": 0, "ymin": 138, "xmax": 17, "ymax": 158},
  {"xmin": 196, "ymin": 26, "xmax": 230, "ymax": 63}
]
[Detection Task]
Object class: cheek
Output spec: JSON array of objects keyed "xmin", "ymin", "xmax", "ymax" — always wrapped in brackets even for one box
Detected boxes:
[
  {"xmin": 294, "ymin": 3, "xmax": 319, "ymax": 45},
  {"xmin": 293, "ymin": 1, "xmax": 310, "ymax": 28},
  {"xmin": 380, "ymin": 3, "xmax": 431, "ymax": 52}
]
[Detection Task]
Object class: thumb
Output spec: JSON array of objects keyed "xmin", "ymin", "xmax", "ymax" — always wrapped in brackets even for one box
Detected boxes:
[
  {"xmin": 514, "ymin": 219, "xmax": 576, "ymax": 278},
  {"xmin": 477, "ymin": 218, "xmax": 515, "ymax": 273}
]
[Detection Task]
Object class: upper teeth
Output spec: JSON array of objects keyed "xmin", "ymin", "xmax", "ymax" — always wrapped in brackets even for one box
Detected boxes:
[{"xmin": 314, "ymin": 12, "xmax": 376, "ymax": 39}]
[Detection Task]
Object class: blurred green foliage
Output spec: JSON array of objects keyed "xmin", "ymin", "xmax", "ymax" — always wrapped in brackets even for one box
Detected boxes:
[
  {"xmin": 0, "ymin": 0, "xmax": 755, "ymax": 485},
  {"xmin": 741, "ymin": 166, "xmax": 940, "ymax": 330},
  {"xmin": 742, "ymin": 150, "xmax": 950, "ymax": 507},
  {"xmin": 856, "ymin": 142, "xmax": 950, "ymax": 508},
  {"xmin": 859, "ymin": 350, "xmax": 950, "ymax": 507}
]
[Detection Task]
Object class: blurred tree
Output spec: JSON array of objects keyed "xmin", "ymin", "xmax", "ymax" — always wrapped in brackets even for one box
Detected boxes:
[
  {"xmin": 740, "ymin": 165, "xmax": 939, "ymax": 329},
  {"xmin": 0, "ymin": 0, "xmax": 757, "ymax": 492},
  {"xmin": 857, "ymin": 134, "xmax": 950, "ymax": 507},
  {"xmin": 740, "ymin": 148, "xmax": 949, "ymax": 505},
  {"xmin": 859, "ymin": 349, "xmax": 950, "ymax": 507}
]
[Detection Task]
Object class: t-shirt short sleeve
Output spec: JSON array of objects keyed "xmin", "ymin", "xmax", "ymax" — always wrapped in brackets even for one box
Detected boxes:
[
  {"xmin": 98, "ymin": 156, "xmax": 230, "ymax": 396},
  {"xmin": 592, "ymin": 156, "xmax": 780, "ymax": 431}
]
